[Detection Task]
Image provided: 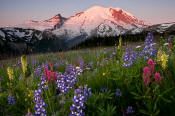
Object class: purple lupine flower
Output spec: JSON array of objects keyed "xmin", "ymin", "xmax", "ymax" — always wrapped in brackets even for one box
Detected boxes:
[
  {"xmin": 115, "ymin": 89, "xmax": 122, "ymax": 97},
  {"xmin": 140, "ymin": 32, "xmax": 157, "ymax": 59},
  {"xmin": 33, "ymin": 65, "xmax": 42, "ymax": 78},
  {"xmin": 69, "ymin": 85, "xmax": 91, "ymax": 116},
  {"xmin": 38, "ymin": 74, "xmax": 48, "ymax": 90},
  {"xmin": 126, "ymin": 106, "xmax": 135, "ymax": 114},
  {"xmin": 33, "ymin": 89, "xmax": 47, "ymax": 116},
  {"xmin": 76, "ymin": 67, "xmax": 83, "ymax": 75},
  {"xmin": 8, "ymin": 94, "xmax": 15, "ymax": 105},
  {"xmin": 56, "ymin": 65, "xmax": 82, "ymax": 96},
  {"xmin": 122, "ymin": 48, "xmax": 133, "ymax": 67},
  {"xmin": 130, "ymin": 51, "xmax": 138, "ymax": 61}
]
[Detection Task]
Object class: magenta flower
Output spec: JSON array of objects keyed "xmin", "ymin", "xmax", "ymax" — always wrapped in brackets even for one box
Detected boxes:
[
  {"xmin": 44, "ymin": 66, "xmax": 48, "ymax": 75},
  {"xmin": 148, "ymin": 59, "xmax": 155, "ymax": 73},
  {"xmin": 142, "ymin": 66, "xmax": 151, "ymax": 78},
  {"xmin": 47, "ymin": 70, "xmax": 52, "ymax": 77},
  {"xmin": 49, "ymin": 62, "xmax": 53, "ymax": 68},
  {"xmin": 154, "ymin": 73, "xmax": 162, "ymax": 84}
]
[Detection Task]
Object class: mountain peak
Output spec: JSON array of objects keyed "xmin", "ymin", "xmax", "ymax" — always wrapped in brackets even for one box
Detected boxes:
[
  {"xmin": 16, "ymin": 14, "xmax": 66, "ymax": 31},
  {"xmin": 54, "ymin": 6, "xmax": 149, "ymax": 38}
]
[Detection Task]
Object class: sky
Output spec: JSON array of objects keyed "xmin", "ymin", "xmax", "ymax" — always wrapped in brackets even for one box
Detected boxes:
[{"xmin": 0, "ymin": 0, "xmax": 175, "ymax": 27}]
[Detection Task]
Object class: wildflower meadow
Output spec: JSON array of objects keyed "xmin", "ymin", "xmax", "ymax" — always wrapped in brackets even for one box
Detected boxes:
[{"xmin": 0, "ymin": 32, "xmax": 175, "ymax": 116}]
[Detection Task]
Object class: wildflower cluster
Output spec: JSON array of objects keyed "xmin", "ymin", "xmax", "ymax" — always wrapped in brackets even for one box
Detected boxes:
[
  {"xmin": 69, "ymin": 85, "xmax": 92, "ymax": 116},
  {"xmin": 115, "ymin": 88, "xmax": 122, "ymax": 97},
  {"xmin": 122, "ymin": 48, "xmax": 138, "ymax": 67},
  {"xmin": 33, "ymin": 65, "xmax": 42, "ymax": 78},
  {"xmin": 21, "ymin": 55, "xmax": 28, "ymax": 76},
  {"xmin": 38, "ymin": 74, "xmax": 48, "ymax": 90},
  {"xmin": 56, "ymin": 65, "xmax": 82, "ymax": 96},
  {"xmin": 140, "ymin": 32, "xmax": 156, "ymax": 59},
  {"xmin": 33, "ymin": 89, "xmax": 47, "ymax": 116},
  {"xmin": 8, "ymin": 94, "xmax": 15, "ymax": 105},
  {"xmin": 142, "ymin": 59, "xmax": 162, "ymax": 87},
  {"xmin": 157, "ymin": 50, "xmax": 169, "ymax": 69},
  {"xmin": 44, "ymin": 66, "xmax": 57, "ymax": 82},
  {"xmin": 7, "ymin": 67, "xmax": 14, "ymax": 84}
]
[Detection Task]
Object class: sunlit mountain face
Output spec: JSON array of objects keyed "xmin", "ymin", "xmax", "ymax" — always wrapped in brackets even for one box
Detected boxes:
[
  {"xmin": 15, "ymin": 6, "xmax": 149, "ymax": 35},
  {"xmin": 53, "ymin": 6, "xmax": 149, "ymax": 39},
  {"xmin": 16, "ymin": 14, "xmax": 67, "ymax": 31}
]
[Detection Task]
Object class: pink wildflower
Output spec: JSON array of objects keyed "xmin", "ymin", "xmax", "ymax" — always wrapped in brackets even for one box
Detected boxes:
[
  {"xmin": 154, "ymin": 73, "xmax": 162, "ymax": 84},
  {"xmin": 46, "ymin": 70, "xmax": 52, "ymax": 82},
  {"xmin": 148, "ymin": 59, "xmax": 155, "ymax": 73},
  {"xmin": 142, "ymin": 66, "xmax": 151, "ymax": 78},
  {"xmin": 44, "ymin": 66, "xmax": 48, "ymax": 76},
  {"xmin": 52, "ymin": 72, "xmax": 57, "ymax": 80}
]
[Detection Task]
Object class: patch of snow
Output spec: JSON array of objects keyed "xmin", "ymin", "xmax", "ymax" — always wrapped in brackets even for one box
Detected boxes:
[
  {"xmin": 131, "ymin": 28, "xmax": 144, "ymax": 34},
  {"xmin": 14, "ymin": 30, "xmax": 25, "ymax": 38},
  {"xmin": 160, "ymin": 23, "xmax": 175, "ymax": 29},
  {"xmin": 157, "ymin": 22, "xmax": 175, "ymax": 33},
  {"xmin": 3, "ymin": 27, "xmax": 15, "ymax": 31},
  {"xmin": 0, "ymin": 30, "xmax": 5, "ymax": 38},
  {"xmin": 7, "ymin": 32, "xmax": 13, "ymax": 35},
  {"xmin": 35, "ymin": 33, "xmax": 42, "ymax": 40}
]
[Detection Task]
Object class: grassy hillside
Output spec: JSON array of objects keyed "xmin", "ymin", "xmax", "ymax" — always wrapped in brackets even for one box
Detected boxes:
[{"xmin": 0, "ymin": 33, "xmax": 175, "ymax": 116}]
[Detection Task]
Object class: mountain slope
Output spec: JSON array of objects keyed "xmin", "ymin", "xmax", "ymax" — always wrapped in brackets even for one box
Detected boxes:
[
  {"xmin": 16, "ymin": 14, "xmax": 67, "ymax": 31},
  {"xmin": 130, "ymin": 22, "xmax": 175, "ymax": 34},
  {"xmin": 53, "ymin": 6, "xmax": 149, "ymax": 39}
]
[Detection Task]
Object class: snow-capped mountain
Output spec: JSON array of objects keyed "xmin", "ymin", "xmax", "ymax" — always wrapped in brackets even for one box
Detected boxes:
[
  {"xmin": 53, "ymin": 6, "xmax": 149, "ymax": 39},
  {"xmin": 0, "ymin": 27, "xmax": 43, "ymax": 42},
  {"xmin": 16, "ymin": 14, "xmax": 66, "ymax": 31},
  {"xmin": 130, "ymin": 22, "xmax": 175, "ymax": 34},
  {"xmin": 0, "ymin": 27, "xmax": 63, "ymax": 58}
]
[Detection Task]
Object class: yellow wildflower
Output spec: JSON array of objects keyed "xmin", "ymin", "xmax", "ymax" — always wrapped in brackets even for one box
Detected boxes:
[
  {"xmin": 102, "ymin": 73, "xmax": 106, "ymax": 76},
  {"xmin": 157, "ymin": 50, "xmax": 168, "ymax": 69},
  {"xmin": 28, "ymin": 108, "xmax": 30, "ymax": 113},
  {"xmin": 7, "ymin": 67, "xmax": 14, "ymax": 82},
  {"xmin": 21, "ymin": 55, "xmax": 27, "ymax": 75},
  {"xmin": 27, "ymin": 90, "xmax": 33, "ymax": 97},
  {"xmin": 118, "ymin": 36, "xmax": 122, "ymax": 50}
]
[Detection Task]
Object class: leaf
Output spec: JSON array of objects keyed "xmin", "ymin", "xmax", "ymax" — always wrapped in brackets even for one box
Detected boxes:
[
  {"xmin": 130, "ymin": 92, "xmax": 140, "ymax": 97},
  {"xmin": 154, "ymin": 110, "xmax": 160, "ymax": 116},
  {"xmin": 139, "ymin": 109, "xmax": 150, "ymax": 115},
  {"xmin": 160, "ymin": 96, "xmax": 171, "ymax": 103}
]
